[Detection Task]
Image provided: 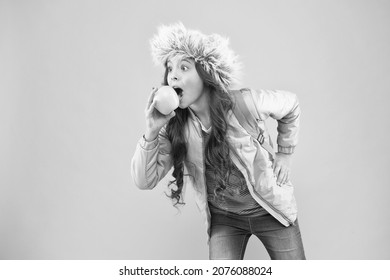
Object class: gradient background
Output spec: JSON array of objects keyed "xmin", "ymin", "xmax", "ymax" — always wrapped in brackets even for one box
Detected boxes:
[{"xmin": 1, "ymin": 0, "xmax": 389, "ymax": 259}]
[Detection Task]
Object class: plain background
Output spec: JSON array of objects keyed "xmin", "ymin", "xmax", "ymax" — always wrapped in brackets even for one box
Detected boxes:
[{"xmin": 1, "ymin": 0, "xmax": 389, "ymax": 259}]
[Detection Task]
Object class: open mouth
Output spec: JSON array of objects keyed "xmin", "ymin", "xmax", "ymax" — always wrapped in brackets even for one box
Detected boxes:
[{"xmin": 173, "ymin": 87, "xmax": 183, "ymax": 97}]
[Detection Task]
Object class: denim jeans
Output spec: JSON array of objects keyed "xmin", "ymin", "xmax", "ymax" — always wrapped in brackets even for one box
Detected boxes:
[{"xmin": 209, "ymin": 211, "xmax": 306, "ymax": 260}]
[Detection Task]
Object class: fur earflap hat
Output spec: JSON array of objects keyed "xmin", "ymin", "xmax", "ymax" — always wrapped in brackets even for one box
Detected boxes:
[{"xmin": 150, "ymin": 22, "xmax": 241, "ymax": 92}]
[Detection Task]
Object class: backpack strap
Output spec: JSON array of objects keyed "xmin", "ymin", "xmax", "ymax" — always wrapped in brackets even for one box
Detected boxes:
[{"xmin": 231, "ymin": 89, "xmax": 276, "ymax": 160}]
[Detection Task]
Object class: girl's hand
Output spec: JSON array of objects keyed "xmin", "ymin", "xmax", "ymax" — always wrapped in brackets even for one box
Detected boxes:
[
  {"xmin": 144, "ymin": 87, "xmax": 176, "ymax": 141},
  {"xmin": 273, "ymin": 152, "xmax": 292, "ymax": 185}
]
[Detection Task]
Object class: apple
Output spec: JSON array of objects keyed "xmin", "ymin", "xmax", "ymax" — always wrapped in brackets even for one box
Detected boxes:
[{"xmin": 154, "ymin": 86, "xmax": 179, "ymax": 115}]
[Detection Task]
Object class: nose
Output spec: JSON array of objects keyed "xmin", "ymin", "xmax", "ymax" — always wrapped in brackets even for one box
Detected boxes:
[
  {"xmin": 169, "ymin": 74, "xmax": 178, "ymax": 86},
  {"xmin": 170, "ymin": 69, "xmax": 179, "ymax": 82},
  {"xmin": 168, "ymin": 66, "xmax": 180, "ymax": 82}
]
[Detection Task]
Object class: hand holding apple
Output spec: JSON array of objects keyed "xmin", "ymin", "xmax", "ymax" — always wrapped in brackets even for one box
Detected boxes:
[{"xmin": 144, "ymin": 87, "xmax": 177, "ymax": 141}]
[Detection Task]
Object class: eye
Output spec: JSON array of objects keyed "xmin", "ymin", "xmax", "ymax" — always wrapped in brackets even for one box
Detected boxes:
[
  {"xmin": 181, "ymin": 65, "xmax": 189, "ymax": 71},
  {"xmin": 167, "ymin": 66, "xmax": 172, "ymax": 72}
]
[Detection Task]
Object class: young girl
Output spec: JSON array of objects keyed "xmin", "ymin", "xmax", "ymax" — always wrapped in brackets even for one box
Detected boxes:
[{"xmin": 131, "ymin": 22, "xmax": 305, "ymax": 260}]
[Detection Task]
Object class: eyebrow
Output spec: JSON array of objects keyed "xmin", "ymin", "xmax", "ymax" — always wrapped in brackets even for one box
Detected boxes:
[
  {"xmin": 181, "ymin": 58, "xmax": 192, "ymax": 63},
  {"xmin": 167, "ymin": 57, "xmax": 193, "ymax": 65}
]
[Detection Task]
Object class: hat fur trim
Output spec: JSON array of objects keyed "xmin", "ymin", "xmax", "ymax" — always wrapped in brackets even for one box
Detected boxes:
[{"xmin": 150, "ymin": 22, "xmax": 241, "ymax": 92}]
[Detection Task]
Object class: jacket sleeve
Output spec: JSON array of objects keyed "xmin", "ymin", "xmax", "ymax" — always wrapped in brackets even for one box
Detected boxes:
[
  {"xmin": 130, "ymin": 125, "xmax": 173, "ymax": 190},
  {"xmin": 249, "ymin": 89, "xmax": 301, "ymax": 154}
]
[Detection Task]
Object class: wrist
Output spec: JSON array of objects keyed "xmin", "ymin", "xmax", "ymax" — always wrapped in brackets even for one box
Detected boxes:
[{"xmin": 144, "ymin": 130, "xmax": 159, "ymax": 142}]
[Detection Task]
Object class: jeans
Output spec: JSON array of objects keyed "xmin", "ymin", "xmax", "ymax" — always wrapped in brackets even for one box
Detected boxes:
[{"xmin": 209, "ymin": 211, "xmax": 306, "ymax": 260}]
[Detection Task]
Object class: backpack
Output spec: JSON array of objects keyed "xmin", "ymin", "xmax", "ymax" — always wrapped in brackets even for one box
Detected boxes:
[{"xmin": 230, "ymin": 88, "xmax": 276, "ymax": 160}]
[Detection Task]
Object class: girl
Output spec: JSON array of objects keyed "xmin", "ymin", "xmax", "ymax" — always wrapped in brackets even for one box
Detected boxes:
[{"xmin": 131, "ymin": 22, "xmax": 305, "ymax": 260}]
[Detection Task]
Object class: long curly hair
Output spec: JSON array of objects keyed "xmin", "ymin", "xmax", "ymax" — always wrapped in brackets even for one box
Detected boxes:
[{"xmin": 164, "ymin": 61, "xmax": 234, "ymax": 205}]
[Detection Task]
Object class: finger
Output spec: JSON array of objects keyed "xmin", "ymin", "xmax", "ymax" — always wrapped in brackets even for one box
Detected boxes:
[
  {"xmin": 146, "ymin": 99, "xmax": 157, "ymax": 116},
  {"xmin": 277, "ymin": 169, "xmax": 287, "ymax": 185},
  {"xmin": 281, "ymin": 172, "xmax": 288, "ymax": 185},
  {"xmin": 277, "ymin": 166, "xmax": 288, "ymax": 184},
  {"xmin": 282, "ymin": 169, "xmax": 291, "ymax": 185},
  {"xmin": 147, "ymin": 87, "xmax": 158, "ymax": 109},
  {"xmin": 273, "ymin": 164, "xmax": 281, "ymax": 178},
  {"xmin": 276, "ymin": 170, "xmax": 282, "ymax": 185},
  {"xmin": 284, "ymin": 171, "xmax": 290, "ymax": 184}
]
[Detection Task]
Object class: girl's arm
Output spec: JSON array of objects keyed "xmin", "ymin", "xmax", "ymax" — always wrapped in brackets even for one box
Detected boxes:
[
  {"xmin": 249, "ymin": 89, "xmax": 301, "ymax": 185},
  {"xmin": 250, "ymin": 89, "xmax": 300, "ymax": 154},
  {"xmin": 131, "ymin": 125, "xmax": 173, "ymax": 190},
  {"xmin": 130, "ymin": 88, "xmax": 176, "ymax": 190}
]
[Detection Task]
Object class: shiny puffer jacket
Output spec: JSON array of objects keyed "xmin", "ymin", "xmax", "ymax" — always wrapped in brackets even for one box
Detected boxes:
[{"xmin": 131, "ymin": 88, "xmax": 301, "ymax": 243}]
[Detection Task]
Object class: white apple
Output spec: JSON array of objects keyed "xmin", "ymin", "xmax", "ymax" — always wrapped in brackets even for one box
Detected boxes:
[{"xmin": 154, "ymin": 86, "xmax": 179, "ymax": 115}]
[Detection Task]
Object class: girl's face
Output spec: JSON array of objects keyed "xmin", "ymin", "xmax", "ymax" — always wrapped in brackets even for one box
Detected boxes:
[{"xmin": 166, "ymin": 55, "xmax": 209, "ymax": 111}]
